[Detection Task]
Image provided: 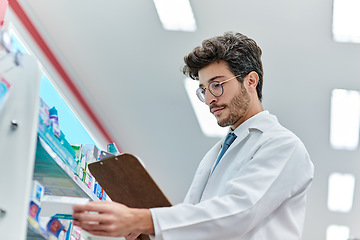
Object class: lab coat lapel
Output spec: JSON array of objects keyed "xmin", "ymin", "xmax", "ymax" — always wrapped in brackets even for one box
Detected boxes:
[
  {"xmin": 187, "ymin": 112, "xmax": 275, "ymax": 203},
  {"xmin": 214, "ymin": 129, "xmax": 250, "ymax": 171},
  {"xmin": 185, "ymin": 140, "xmax": 223, "ymax": 204},
  {"xmin": 200, "ymin": 130, "xmax": 251, "ymax": 200}
]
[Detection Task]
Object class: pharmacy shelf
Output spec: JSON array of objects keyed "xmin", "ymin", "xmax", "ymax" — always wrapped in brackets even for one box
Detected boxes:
[
  {"xmin": 27, "ymin": 225, "xmax": 46, "ymax": 240},
  {"xmin": 27, "ymin": 136, "xmax": 99, "ymax": 239},
  {"xmin": 0, "ymin": 34, "xmax": 100, "ymax": 240},
  {"xmin": 33, "ymin": 136, "xmax": 99, "ymax": 200}
]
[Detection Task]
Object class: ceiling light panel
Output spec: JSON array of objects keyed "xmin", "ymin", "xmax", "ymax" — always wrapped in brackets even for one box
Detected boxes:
[
  {"xmin": 327, "ymin": 172, "xmax": 355, "ymax": 213},
  {"xmin": 333, "ymin": 0, "xmax": 360, "ymax": 43},
  {"xmin": 326, "ymin": 225, "xmax": 350, "ymax": 240},
  {"xmin": 153, "ymin": 0, "xmax": 197, "ymax": 32},
  {"xmin": 330, "ymin": 89, "xmax": 360, "ymax": 150}
]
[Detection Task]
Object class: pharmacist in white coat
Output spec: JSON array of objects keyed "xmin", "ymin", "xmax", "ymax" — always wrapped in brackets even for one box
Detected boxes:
[{"xmin": 73, "ymin": 32, "xmax": 314, "ymax": 240}]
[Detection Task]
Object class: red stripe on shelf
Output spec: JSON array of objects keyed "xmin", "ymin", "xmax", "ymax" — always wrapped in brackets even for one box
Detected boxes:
[{"xmin": 9, "ymin": 0, "xmax": 115, "ymax": 146}]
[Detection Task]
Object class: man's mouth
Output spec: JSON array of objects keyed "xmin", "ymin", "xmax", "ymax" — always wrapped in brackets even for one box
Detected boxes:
[{"xmin": 211, "ymin": 106, "xmax": 225, "ymax": 116}]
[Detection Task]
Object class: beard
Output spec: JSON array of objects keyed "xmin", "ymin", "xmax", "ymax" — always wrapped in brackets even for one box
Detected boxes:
[{"xmin": 216, "ymin": 85, "xmax": 250, "ymax": 127}]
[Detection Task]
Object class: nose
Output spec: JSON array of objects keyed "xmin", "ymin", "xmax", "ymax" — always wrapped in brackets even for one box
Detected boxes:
[{"xmin": 205, "ymin": 90, "xmax": 217, "ymax": 106}]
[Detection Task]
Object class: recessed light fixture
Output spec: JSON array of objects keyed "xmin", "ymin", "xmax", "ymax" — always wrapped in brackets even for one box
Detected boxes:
[
  {"xmin": 330, "ymin": 89, "xmax": 360, "ymax": 150},
  {"xmin": 333, "ymin": 0, "xmax": 360, "ymax": 43},
  {"xmin": 153, "ymin": 0, "xmax": 197, "ymax": 32},
  {"xmin": 327, "ymin": 172, "xmax": 355, "ymax": 213},
  {"xmin": 326, "ymin": 225, "xmax": 350, "ymax": 240}
]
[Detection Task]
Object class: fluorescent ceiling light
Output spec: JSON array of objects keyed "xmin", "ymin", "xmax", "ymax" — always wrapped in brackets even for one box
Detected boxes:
[
  {"xmin": 184, "ymin": 78, "xmax": 228, "ymax": 138},
  {"xmin": 333, "ymin": 0, "xmax": 360, "ymax": 43},
  {"xmin": 330, "ymin": 89, "xmax": 360, "ymax": 150},
  {"xmin": 327, "ymin": 172, "xmax": 355, "ymax": 213},
  {"xmin": 153, "ymin": 0, "xmax": 197, "ymax": 32},
  {"xmin": 326, "ymin": 225, "xmax": 350, "ymax": 240}
]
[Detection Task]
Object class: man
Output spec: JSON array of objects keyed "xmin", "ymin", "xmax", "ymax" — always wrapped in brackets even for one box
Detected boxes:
[{"xmin": 73, "ymin": 32, "xmax": 314, "ymax": 240}]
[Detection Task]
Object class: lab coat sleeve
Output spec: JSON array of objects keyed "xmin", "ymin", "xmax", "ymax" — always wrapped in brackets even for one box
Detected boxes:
[
  {"xmin": 149, "ymin": 208, "xmax": 163, "ymax": 240},
  {"xmin": 150, "ymin": 134, "xmax": 314, "ymax": 240}
]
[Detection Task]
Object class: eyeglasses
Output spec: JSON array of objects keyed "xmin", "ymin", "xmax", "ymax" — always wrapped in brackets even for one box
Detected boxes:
[{"xmin": 196, "ymin": 75, "xmax": 241, "ymax": 102}]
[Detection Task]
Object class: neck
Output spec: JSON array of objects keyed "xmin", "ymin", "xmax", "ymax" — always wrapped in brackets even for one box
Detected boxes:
[{"xmin": 231, "ymin": 102, "xmax": 264, "ymax": 131}]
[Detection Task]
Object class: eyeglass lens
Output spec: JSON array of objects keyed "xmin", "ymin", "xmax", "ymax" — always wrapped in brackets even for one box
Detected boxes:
[{"xmin": 196, "ymin": 81, "xmax": 223, "ymax": 102}]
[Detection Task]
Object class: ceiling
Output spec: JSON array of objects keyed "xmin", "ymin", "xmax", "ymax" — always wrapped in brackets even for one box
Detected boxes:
[{"xmin": 5, "ymin": 0, "xmax": 360, "ymax": 239}]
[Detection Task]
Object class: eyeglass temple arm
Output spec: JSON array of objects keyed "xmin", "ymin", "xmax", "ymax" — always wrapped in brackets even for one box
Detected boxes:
[{"xmin": 220, "ymin": 74, "xmax": 242, "ymax": 85}]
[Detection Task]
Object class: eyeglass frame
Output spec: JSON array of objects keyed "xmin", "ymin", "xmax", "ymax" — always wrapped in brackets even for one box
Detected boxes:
[{"xmin": 196, "ymin": 74, "xmax": 242, "ymax": 102}]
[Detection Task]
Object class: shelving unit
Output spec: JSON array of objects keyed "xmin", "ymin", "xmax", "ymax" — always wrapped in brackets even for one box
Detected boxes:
[
  {"xmin": 0, "ymin": 32, "xmax": 101, "ymax": 239},
  {"xmin": 35, "ymin": 136, "xmax": 98, "ymax": 200},
  {"xmin": 27, "ymin": 223, "xmax": 49, "ymax": 240},
  {"xmin": 0, "ymin": 40, "xmax": 41, "ymax": 240}
]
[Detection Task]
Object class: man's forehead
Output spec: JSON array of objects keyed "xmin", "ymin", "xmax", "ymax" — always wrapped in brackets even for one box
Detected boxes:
[{"xmin": 198, "ymin": 75, "xmax": 226, "ymax": 86}]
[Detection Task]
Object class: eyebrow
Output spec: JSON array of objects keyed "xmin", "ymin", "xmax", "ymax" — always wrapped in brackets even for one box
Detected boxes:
[{"xmin": 199, "ymin": 75, "xmax": 225, "ymax": 88}]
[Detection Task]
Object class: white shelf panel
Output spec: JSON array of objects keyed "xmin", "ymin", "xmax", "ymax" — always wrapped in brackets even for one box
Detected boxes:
[{"xmin": 34, "ymin": 136, "xmax": 99, "ymax": 201}]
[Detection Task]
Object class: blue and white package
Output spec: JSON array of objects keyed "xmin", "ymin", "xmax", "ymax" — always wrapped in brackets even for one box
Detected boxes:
[{"xmin": 0, "ymin": 75, "xmax": 11, "ymax": 111}]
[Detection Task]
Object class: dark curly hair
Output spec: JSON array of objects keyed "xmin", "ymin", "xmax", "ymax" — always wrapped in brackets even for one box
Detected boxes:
[{"xmin": 182, "ymin": 32, "xmax": 263, "ymax": 101}]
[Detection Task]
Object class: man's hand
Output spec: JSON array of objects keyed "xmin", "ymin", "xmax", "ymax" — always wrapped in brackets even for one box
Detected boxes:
[{"xmin": 72, "ymin": 201, "xmax": 154, "ymax": 238}]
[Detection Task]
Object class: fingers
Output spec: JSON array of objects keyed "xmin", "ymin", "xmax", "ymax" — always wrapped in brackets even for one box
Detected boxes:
[
  {"xmin": 73, "ymin": 201, "xmax": 121, "ymax": 221},
  {"xmin": 72, "ymin": 201, "xmax": 139, "ymax": 238},
  {"xmin": 73, "ymin": 201, "xmax": 112, "ymax": 213},
  {"xmin": 72, "ymin": 204, "xmax": 116, "ymax": 232},
  {"xmin": 73, "ymin": 219, "xmax": 107, "ymax": 232},
  {"xmin": 72, "ymin": 211, "xmax": 109, "ymax": 224},
  {"xmin": 73, "ymin": 219, "xmax": 133, "ymax": 238},
  {"xmin": 79, "ymin": 228, "xmax": 118, "ymax": 237}
]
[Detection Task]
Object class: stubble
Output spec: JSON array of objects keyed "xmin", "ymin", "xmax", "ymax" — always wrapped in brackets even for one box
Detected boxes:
[{"xmin": 217, "ymin": 85, "xmax": 250, "ymax": 127}]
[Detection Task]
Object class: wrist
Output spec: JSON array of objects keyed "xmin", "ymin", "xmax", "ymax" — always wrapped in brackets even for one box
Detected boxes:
[{"xmin": 131, "ymin": 208, "xmax": 154, "ymax": 235}]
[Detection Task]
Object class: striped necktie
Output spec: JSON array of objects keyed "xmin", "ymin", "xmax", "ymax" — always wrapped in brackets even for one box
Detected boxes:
[{"xmin": 212, "ymin": 132, "xmax": 237, "ymax": 174}]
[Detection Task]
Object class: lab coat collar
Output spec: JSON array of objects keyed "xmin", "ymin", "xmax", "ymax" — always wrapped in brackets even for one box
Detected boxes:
[
  {"xmin": 223, "ymin": 111, "xmax": 276, "ymax": 156},
  {"xmin": 232, "ymin": 110, "xmax": 276, "ymax": 137},
  {"xmin": 187, "ymin": 111, "xmax": 278, "ymax": 203}
]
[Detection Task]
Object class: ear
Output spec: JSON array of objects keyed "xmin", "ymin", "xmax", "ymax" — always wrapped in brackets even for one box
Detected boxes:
[
  {"xmin": 246, "ymin": 71, "xmax": 259, "ymax": 89},
  {"xmin": 243, "ymin": 72, "xmax": 259, "ymax": 98}
]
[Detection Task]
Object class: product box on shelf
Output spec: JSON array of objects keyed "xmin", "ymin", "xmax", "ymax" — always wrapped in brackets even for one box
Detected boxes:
[
  {"xmin": 0, "ymin": 74, "xmax": 11, "ymax": 113},
  {"xmin": 81, "ymin": 144, "xmax": 99, "ymax": 168},
  {"xmin": 80, "ymin": 144, "xmax": 99, "ymax": 184},
  {"xmin": 39, "ymin": 195, "xmax": 89, "ymax": 219},
  {"xmin": 46, "ymin": 217, "xmax": 65, "ymax": 239},
  {"xmin": 28, "ymin": 207, "xmax": 72, "ymax": 240},
  {"xmin": 39, "ymin": 98, "xmax": 50, "ymax": 127},
  {"xmin": 38, "ymin": 127, "xmax": 77, "ymax": 173},
  {"xmin": 30, "ymin": 180, "xmax": 44, "ymax": 207},
  {"xmin": 38, "ymin": 98, "xmax": 77, "ymax": 173},
  {"xmin": 71, "ymin": 144, "xmax": 82, "ymax": 177},
  {"xmin": 27, "ymin": 201, "xmax": 44, "ymax": 237},
  {"xmin": 95, "ymin": 182, "xmax": 103, "ymax": 200},
  {"xmin": 72, "ymin": 143, "xmax": 104, "ymax": 194},
  {"xmin": 99, "ymin": 150, "xmax": 114, "ymax": 160}
]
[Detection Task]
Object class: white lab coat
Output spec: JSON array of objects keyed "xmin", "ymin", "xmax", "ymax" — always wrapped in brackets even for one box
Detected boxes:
[{"xmin": 150, "ymin": 111, "xmax": 314, "ymax": 240}]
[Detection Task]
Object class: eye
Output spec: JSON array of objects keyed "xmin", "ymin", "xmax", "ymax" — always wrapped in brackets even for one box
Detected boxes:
[
  {"xmin": 196, "ymin": 87, "xmax": 205, "ymax": 95},
  {"xmin": 210, "ymin": 81, "xmax": 222, "ymax": 89}
]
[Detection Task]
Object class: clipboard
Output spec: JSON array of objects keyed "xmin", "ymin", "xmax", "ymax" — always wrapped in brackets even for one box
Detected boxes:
[{"xmin": 88, "ymin": 153, "xmax": 172, "ymax": 240}]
